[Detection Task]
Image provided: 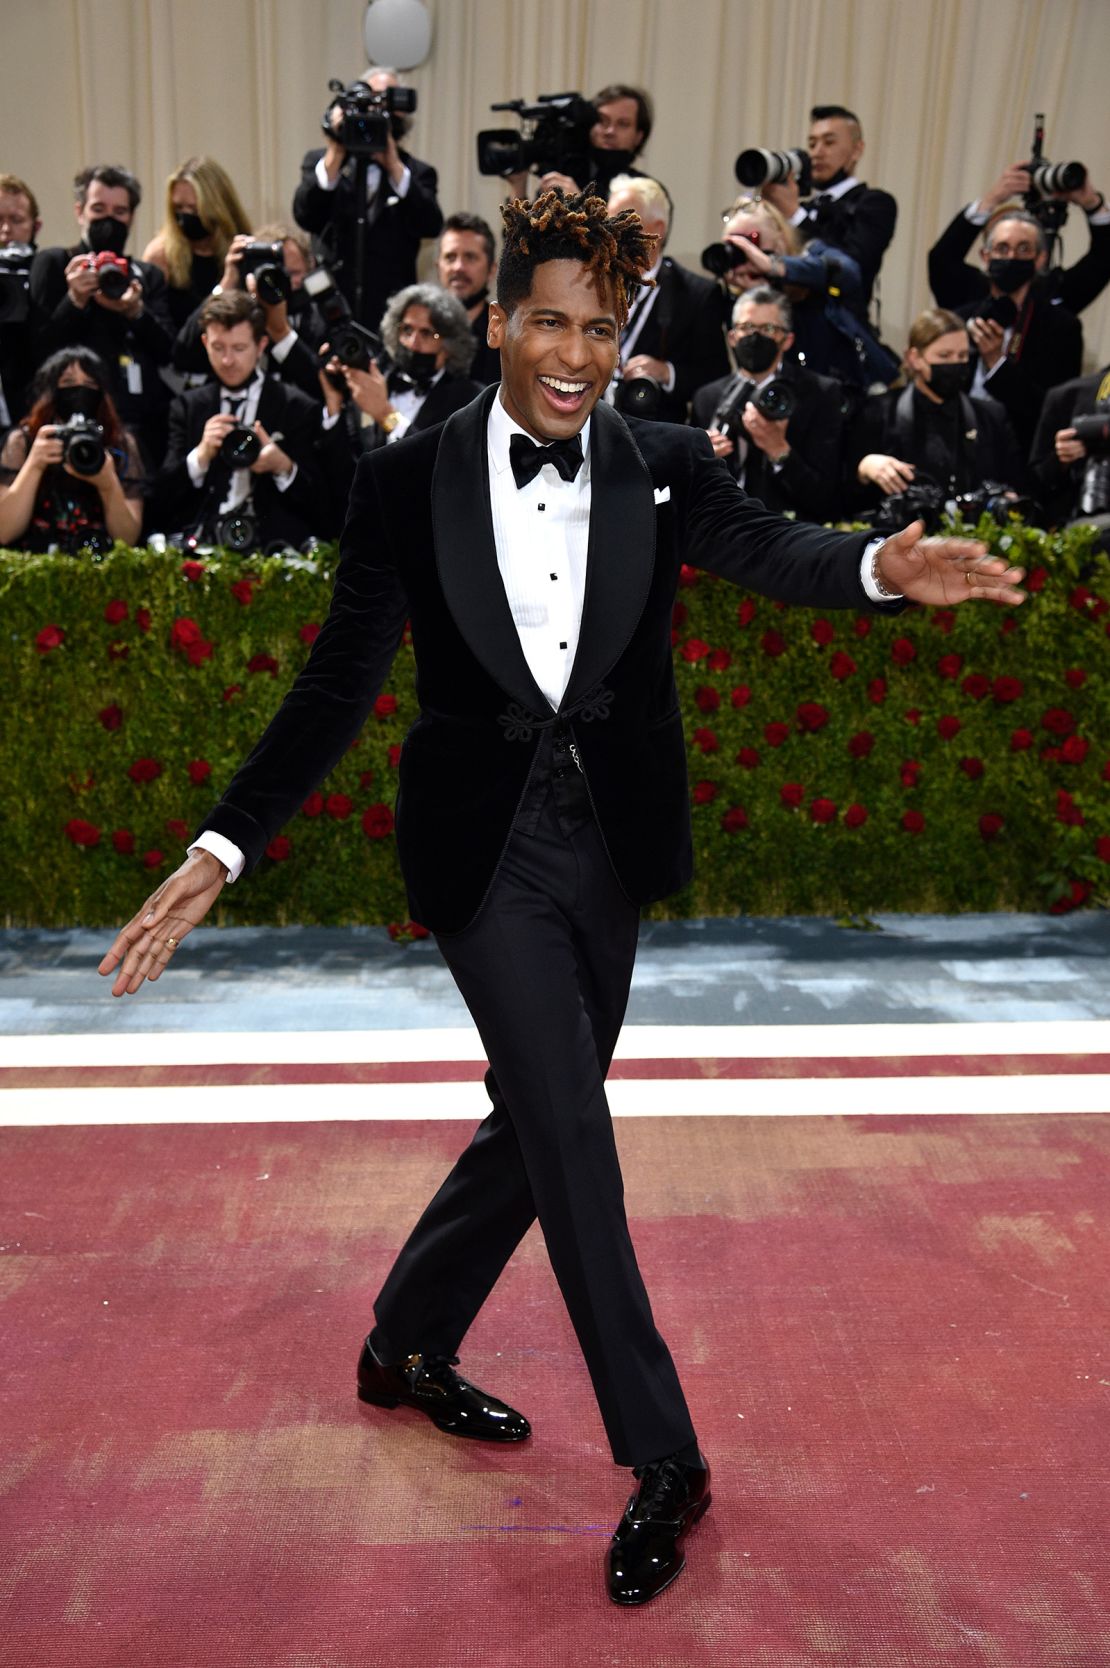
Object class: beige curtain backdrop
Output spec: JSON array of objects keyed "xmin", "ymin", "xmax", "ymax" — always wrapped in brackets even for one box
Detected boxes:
[{"xmin": 3, "ymin": 0, "xmax": 1109, "ymax": 370}]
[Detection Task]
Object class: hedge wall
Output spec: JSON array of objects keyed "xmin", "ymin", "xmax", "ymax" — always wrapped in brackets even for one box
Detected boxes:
[{"xmin": 2, "ymin": 519, "xmax": 1108, "ymax": 931}]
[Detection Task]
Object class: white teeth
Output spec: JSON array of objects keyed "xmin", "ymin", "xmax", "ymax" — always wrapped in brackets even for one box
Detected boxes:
[{"xmin": 540, "ymin": 376, "xmax": 588, "ymax": 394}]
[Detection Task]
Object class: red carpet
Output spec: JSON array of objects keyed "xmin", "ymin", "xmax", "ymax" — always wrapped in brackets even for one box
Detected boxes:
[{"xmin": 2, "ymin": 1114, "xmax": 1109, "ymax": 1667}]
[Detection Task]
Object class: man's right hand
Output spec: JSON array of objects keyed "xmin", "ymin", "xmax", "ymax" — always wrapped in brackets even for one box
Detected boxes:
[
  {"xmin": 706, "ymin": 426, "xmax": 735, "ymax": 460},
  {"xmin": 64, "ymin": 254, "xmax": 100, "ymax": 309},
  {"xmin": 858, "ymin": 453, "xmax": 915, "ymax": 495},
  {"xmin": 1055, "ymin": 427, "xmax": 1087, "ymax": 465},
  {"xmin": 323, "ymin": 106, "xmax": 347, "ymax": 180},
  {"xmin": 98, "ymin": 849, "xmax": 228, "ymax": 997},
  {"xmin": 27, "ymin": 424, "xmax": 64, "ymax": 472},
  {"xmin": 197, "ymin": 411, "xmax": 239, "ymax": 469},
  {"xmin": 220, "ymin": 233, "xmax": 252, "ymax": 291},
  {"xmin": 979, "ymin": 164, "xmax": 1035, "ymax": 212}
]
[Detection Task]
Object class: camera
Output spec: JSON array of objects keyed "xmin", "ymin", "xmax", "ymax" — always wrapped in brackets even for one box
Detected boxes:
[
  {"xmin": 701, "ymin": 241, "xmax": 753, "ymax": 280},
  {"xmin": 56, "ymin": 412, "xmax": 106, "ymax": 476},
  {"xmin": 734, "ymin": 146, "xmax": 812, "ymax": 196},
  {"xmin": 218, "ymin": 425, "xmax": 262, "ymax": 469},
  {"xmin": 867, "ymin": 473, "xmax": 1038, "ymax": 535},
  {"xmin": 323, "ymin": 77, "xmax": 416, "ymax": 156},
  {"xmin": 1071, "ymin": 410, "xmax": 1110, "ymax": 454},
  {"xmin": 0, "ymin": 241, "xmax": 34, "ymax": 325},
  {"xmin": 612, "ymin": 372, "xmax": 662, "ymax": 419},
  {"xmin": 324, "ymin": 320, "xmax": 390, "ymax": 392},
  {"xmin": 973, "ymin": 294, "xmax": 1018, "ymax": 329},
  {"xmin": 477, "ymin": 92, "xmax": 596, "ymax": 181},
  {"xmin": 711, "ymin": 375, "xmax": 797, "ymax": 442},
  {"xmin": 212, "ymin": 509, "xmax": 258, "ymax": 553},
  {"xmin": 1021, "ymin": 115, "xmax": 1087, "ymax": 255},
  {"xmin": 238, "ymin": 240, "xmax": 288, "ymax": 307},
  {"xmin": 88, "ymin": 251, "xmax": 132, "ymax": 300}
]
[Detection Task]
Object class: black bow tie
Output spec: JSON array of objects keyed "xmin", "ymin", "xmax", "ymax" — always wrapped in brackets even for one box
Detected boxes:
[
  {"xmin": 808, "ymin": 192, "xmax": 834, "ymax": 214},
  {"xmin": 509, "ymin": 431, "xmax": 584, "ymax": 489}
]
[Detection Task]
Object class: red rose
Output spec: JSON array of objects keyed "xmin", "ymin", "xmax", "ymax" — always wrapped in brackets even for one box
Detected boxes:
[
  {"xmin": 230, "ymin": 579, "xmax": 255, "ymax": 607},
  {"xmin": 811, "ymin": 618, "xmax": 835, "ymax": 646},
  {"xmin": 1061, "ymin": 735, "xmax": 1089, "ymax": 764},
  {"xmin": 853, "ymin": 617, "xmax": 872, "ymax": 637},
  {"xmin": 186, "ymin": 638, "xmax": 213, "ymax": 666},
  {"xmin": 222, "ymin": 684, "xmax": 242, "ymax": 702},
  {"xmin": 730, "ymin": 685, "xmax": 751, "ymax": 708},
  {"xmin": 829, "ymin": 650, "xmax": 856, "ymax": 680},
  {"xmin": 355, "ymin": 771, "xmax": 374, "ymax": 791},
  {"xmin": 1050, "ymin": 879, "xmax": 1091, "ymax": 914},
  {"xmin": 695, "ymin": 686, "xmax": 721, "ymax": 713},
  {"xmin": 326, "ymin": 793, "xmax": 353, "ymax": 820},
  {"xmin": 992, "ymin": 675, "xmax": 1023, "ymax": 703},
  {"xmin": 867, "ymin": 677, "xmax": 887, "ymax": 705},
  {"xmin": 36, "ymin": 624, "xmax": 65, "ymax": 653},
  {"xmin": 135, "ymin": 608, "xmax": 151, "ymax": 633},
  {"xmin": 1064, "ymin": 667, "xmax": 1087, "ymax": 688},
  {"xmin": 1000, "ymin": 617, "xmax": 1018, "ymax": 636},
  {"xmin": 1097, "ymin": 836, "xmax": 1110, "ymax": 863},
  {"xmin": 410, "ymin": 922, "xmax": 429, "ymax": 939},
  {"xmin": 671, "ymin": 601, "xmax": 688, "ymax": 628},
  {"xmin": 904, "ymin": 708, "xmax": 921, "ymax": 726},
  {"xmin": 692, "ymin": 780, "xmax": 718, "ymax": 805},
  {"xmin": 64, "ymin": 818, "xmax": 101, "ymax": 848},
  {"xmin": 170, "ymin": 616, "xmax": 202, "ymax": 650},
  {"xmin": 721, "ymin": 806, "xmax": 749, "ymax": 833},
  {"xmin": 292, "ymin": 621, "xmax": 320, "ymax": 649},
  {"xmin": 247, "ymin": 652, "xmax": 279, "ymax": 676},
  {"xmin": 266, "ymin": 836, "xmax": 292, "ymax": 861},
  {"xmin": 180, "ymin": 560, "xmax": 205, "ymax": 582},
  {"xmin": 128, "ymin": 757, "xmax": 162, "ymax": 784},
  {"xmin": 936, "ymin": 653, "xmax": 963, "ymax": 680},
  {"xmin": 900, "ymin": 759, "xmax": 921, "ymax": 788},
  {"xmin": 760, "ymin": 629, "xmax": 787, "ymax": 657},
  {"xmin": 737, "ymin": 599, "xmax": 757, "ymax": 627},
  {"xmin": 302, "ymin": 792, "xmax": 324, "ymax": 817},
  {"xmin": 104, "ymin": 599, "xmax": 128, "ymax": 624},
  {"xmin": 692, "ymin": 727, "xmax": 719, "ymax": 753},
  {"xmin": 164, "ymin": 818, "xmax": 189, "ymax": 842},
  {"xmin": 387, "ymin": 744, "xmax": 402, "ymax": 768},
  {"xmin": 107, "ymin": 641, "xmax": 130, "ymax": 661},
  {"xmin": 1068, "ymin": 585, "xmax": 1092, "ymax": 612},
  {"xmin": 1042, "ymin": 745, "xmax": 1063, "ymax": 763},
  {"xmin": 736, "ymin": 747, "xmax": 761, "ymax": 769},
  {"xmin": 764, "ymin": 721, "xmax": 790, "ymax": 748},
  {"xmin": 1042, "ymin": 707, "xmax": 1077, "ymax": 736},
  {"xmin": 98, "ymin": 705, "xmax": 123, "ymax": 731},
  {"xmin": 961, "ymin": 674, "xmax": 990, "ymax": 700},
  {"xmin": 362, "ymin": 803, "xmax": 395, "ymax": 838},
  {"xmin": 891, "ymin": 637, "xmax": 916, "ymax": 665},
  {"xmin": 112, "ymin": 830, "xmax": 135, "ymax": 856},
  {"xmin": 1026, "ymin": 567, "xmax": 1047, "ymax": 592},
  {"xmin": 187, "ymin": 759, "xmax": 211, "ymax": 786},
  {"xmin": 143, "ymin": 849, "xmax": 165, "ymax": 869},
  {"xmin": 848, "ymin": 731, "xmax": 875, "ymax": 758},
  {"xmin": 796, "ymin": 701, "xmax": 829, "ymax": 732},
  {"xmin": 959, "ymin": 756, "xmax": 985, "ymax": 779},
  {"xmin": 707, "ymin": 647, "xmax": 731, "ymax": 672},
  {"xmin": 937, "ymin": 715, "xmax": 961, "ymax": 740},
  {"xmin": 1010, "ymin": 728, "xmax": 1033, "ymax": 751},
  {"xmin": 979, "ymin": 813, "xmax": 1004, "ymax": 840},
  {"xmin": 670, "ymin": 628, "xmax": 679, "ymax": 648},
  {"xmin": 678, "ymin": 564, "xmax": 699, "ymax": 588},
  {"xmin": 810, "ymin": 797, "xmax": 837, "ymax": 823},
  {"xmin": 780, "ymin": 782, "xmax": 804, "ymax": 808},
  {"xmin": 374, "ymin": 693, "xmax": 399, "ymax": 718},
  {"xmin": 902, "ymin": 810, "xmax": 925, "ymax": 833},
  {"xmin": 1056, "ymin": 790, "xmax": 1084, "ymax": 827},
  {"xmin": 844, "ymin": 803, "xmax": 868, "ymax": 829},
  {"xmin": 930, "ymin": 608, "xmax": 956, "ymax": 634}
]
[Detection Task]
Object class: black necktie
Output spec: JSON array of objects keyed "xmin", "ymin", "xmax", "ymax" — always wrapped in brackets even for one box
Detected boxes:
[
  {"xmin": 808, "ymin": 192, "xmax": 833, "ymax": 218},
  {"xmin": 509, "ymin": 431, "xmax": 584, "ymax": 489}
]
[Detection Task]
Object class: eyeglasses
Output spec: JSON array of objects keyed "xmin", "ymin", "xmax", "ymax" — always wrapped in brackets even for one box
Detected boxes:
[
  {"xmin": 732, "ymin": 322, "xmax": 787, "ymax": 340},
  {"xmin": 399, "ymin": 322, "xmax": 441, "ymax": 345}
]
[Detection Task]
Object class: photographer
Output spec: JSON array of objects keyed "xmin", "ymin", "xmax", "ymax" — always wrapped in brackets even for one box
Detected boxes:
[
  {"xmin": 691, "ymin": 287, "xmax": 846, "ymax": 523},
  {"xmin": 0, "ymin": 347, "xmax": 143, "ymax": 553},
  {"xmin": 606, "ymin": 175, "xmax": 729, "ymax": 423},
  {"xmin": 292, "ymin": 67, "xmax": 442, "ymax": 330},
  {"xmin": 437, "ymin": 213, "xmax": 501, "ymax": 385},
  {"xmin": 504, "ymin": 84, "xmax": 655, "ymax": 201},
  {"xmin": 847, "ymin": 308, "xmax": 1024, "ymax": 519},
  {"xmin": 1029, "ymin": 365, "xmax": 1110, "ymax": 534},
  {"xmin": 0, "ymin": 172, "xmax": 41, "ymax": 431},
  {"xmin": 761, "ymin": 104, "xmax": 897, "ymax": 312},
  {"xmin": 153, "ymin": 291, "xmax": 326, "ymax": 552},
  {"xmin": 141, "ymin": 156, "xmax": 252, "ymax": 331},
  {"xmin": 29, "ymin": 165, "xmax": 174, "ymax": 471}
]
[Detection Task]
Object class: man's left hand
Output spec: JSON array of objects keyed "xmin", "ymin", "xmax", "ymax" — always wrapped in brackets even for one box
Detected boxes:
[
  {"xmin": 968, "ymin": 315, "xmax": 1006, "ymax": 369},
  {"xmin": 249, "ymin": 422, "xmax": 293, "ymax": 476},
  {"xmin": 741, "ymin": 403, "xmax": 790, "ymax": 460},
  {"xmin": 876, "ymin": 520, "xmax": 1026, "ymax": 607}
]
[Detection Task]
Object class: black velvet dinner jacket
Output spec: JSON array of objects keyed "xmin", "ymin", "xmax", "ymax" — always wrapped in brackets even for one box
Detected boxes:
[{"xmin": 201, "ymin": 386, "xmax": 893, "ymax": 933}]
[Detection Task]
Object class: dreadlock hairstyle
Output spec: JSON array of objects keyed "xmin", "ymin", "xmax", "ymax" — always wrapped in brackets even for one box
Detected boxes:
[{"xmin": 496, "ymin": 187, "xmax": 657, "ymax": 328}]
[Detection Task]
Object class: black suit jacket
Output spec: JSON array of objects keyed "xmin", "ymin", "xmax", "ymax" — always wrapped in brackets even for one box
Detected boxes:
[
  {"xmin": 691, "ymin": 365, "xmax": 846, "ymax": 522},
  {"xmin": 153, "ymin": 376, "xmax": 326, "ymax": 547},
  {"xmin": 468, "ymin": 304, "xmax": 502, "ymax": 387},
  {"xmin": 292, "ymin": 148, "xmax": 443, "ymax": 328},
  {"xmin": 845, "ymin": 385, "xmax": 1026, "ymax": 513},
  {"xmin": 319, "ymin": 372, "xmax": 484, "ymax": 509},
  {"xmin": 200, "ymin": 387, "xmax": 897, "ymax": 933},
  {"xmin": 928, "ymin": 205, "xmax": 1110, "ymax": 315},
  {"xmin": 801, "ymin": 183, "xmax": 897, "ymax": 310},
  {"xmin": 625, "ymin": 258, "xmax": 730, "ymax": 422},
  {"xmin": 951, "ymin": 292, "xmax": 1082, "ymax": 454},
  {"xmin": 1029, "ymin": 366, "xmax": 1110, "ymax": 524}
]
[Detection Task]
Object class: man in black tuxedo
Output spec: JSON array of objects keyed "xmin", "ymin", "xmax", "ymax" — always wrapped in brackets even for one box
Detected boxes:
[
  {"xmin": 292, "ymin": 68, "xmax": 443, "ymax": 330},
  {"xmin": 153, "ymin": 290, "xmax": 327, "ymax": 550},
  {"xmin": 1029, "ymin": 365, "xmax": 1110, "ymax": 530},
  {"xmin": 692, "ymin": 286, "xmax": 846, "ymax": 522},
  {"xmin": 102, "ymin": 189, "xmax": 1025, "ymax": 1607},
  {"xmin": 606, "ymin": 175, "xmax": 729, "ymax": 423}
]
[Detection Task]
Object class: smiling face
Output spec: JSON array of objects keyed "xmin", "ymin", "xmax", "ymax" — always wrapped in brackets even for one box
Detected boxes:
[{"xmin": 487, "ymin": 258, "xmax": 620, "ymax": 440}]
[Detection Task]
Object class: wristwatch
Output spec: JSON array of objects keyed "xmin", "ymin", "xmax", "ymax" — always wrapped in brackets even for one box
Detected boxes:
[{"xmin": 380, "ymin": 410, "xmax": 402, "ymax": 434}]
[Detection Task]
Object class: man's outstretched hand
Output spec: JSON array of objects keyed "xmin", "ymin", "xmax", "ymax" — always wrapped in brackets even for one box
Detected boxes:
[
  {"xmin": 876, "ymin": 520, "xmax": 1026, "ymax": 608},
  {"xmin": 98, "ymin": 850, "xmax": 228, "ymax": 997}
]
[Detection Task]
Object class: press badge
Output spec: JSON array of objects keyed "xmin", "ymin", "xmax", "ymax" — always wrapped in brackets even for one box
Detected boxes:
[{"xmin": 120, "ymin": 354, "xmax": 143, "ymax": 395}]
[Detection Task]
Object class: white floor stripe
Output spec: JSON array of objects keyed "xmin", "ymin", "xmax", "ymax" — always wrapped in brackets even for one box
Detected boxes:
[
  {"xmin": 5, "ymin": 1020, "xmax": 1110, "ymax": 1070},
  {"xmin": 2, "ymin": 1074, "xmax": 1107, "ymax": 1127}
]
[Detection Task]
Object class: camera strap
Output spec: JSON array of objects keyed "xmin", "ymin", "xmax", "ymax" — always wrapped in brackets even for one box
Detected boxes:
[{"xmin": 893, "ymin": 385, "xmax": 978, "ymax": 494}]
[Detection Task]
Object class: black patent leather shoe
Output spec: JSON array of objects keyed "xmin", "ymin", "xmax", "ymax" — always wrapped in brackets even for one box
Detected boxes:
[
  {"xmin": 356, "ymin": 1337, "xmax": 531, "ymax": 1442},
  {"xmin": 607, "ymin": 1453, "xmax": 712, "ymax": 1606}
]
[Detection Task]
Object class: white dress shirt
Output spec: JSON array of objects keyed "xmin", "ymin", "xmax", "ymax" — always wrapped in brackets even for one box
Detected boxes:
[{"xmin": 314, "ymin": 155, "xmax": 412, "ymax": 202}]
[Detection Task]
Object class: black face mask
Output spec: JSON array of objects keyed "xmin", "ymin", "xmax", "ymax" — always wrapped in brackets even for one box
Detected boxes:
[
  {"xmin": 174, "ymin": 210, "xmax": 209, "ymax": 243},
  {"xmin": 85, "ymin": 216, "xmax": 129, "ymax": 256},
  {"xmin": 590, "ymin": 146, "xmax": 638, "ymax": 178},
  {"xmin": 733, "ymin": 332, "xmax": 780, "ymax": 375},
  {"xmin": 53, "ymin": 384, "xmax": 102, "ymax": 420},
  {"xmin": 925, "ymin": 361, "xmax": 972, "ymax": 401},
  {"xmin": 394, "ymin": 345, "xmax": 439, "ymax": 385},
  {"xmin": 988, "ymin": 256, "xmax": 1036, "ymax": 294}
]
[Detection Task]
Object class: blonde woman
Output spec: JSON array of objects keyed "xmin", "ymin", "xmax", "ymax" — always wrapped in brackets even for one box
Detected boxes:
[{"xmin": 142, "ymin": 157, "xmax": 251, "ymax": 328}]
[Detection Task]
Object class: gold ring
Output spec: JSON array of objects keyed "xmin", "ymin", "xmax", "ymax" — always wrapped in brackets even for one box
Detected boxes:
[
  {"xmin": 965, "ymin": 570, "xmax": 976, "ymax": 585},
  {"xmin": 165, "ymin": 936, "xmax": 179, "ymax": 949}
]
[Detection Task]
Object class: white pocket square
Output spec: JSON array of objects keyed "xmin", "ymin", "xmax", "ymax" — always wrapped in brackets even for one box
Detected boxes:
[{"xmin": 653, "ymin": 486, "xmax": 671, "ymax": 505}]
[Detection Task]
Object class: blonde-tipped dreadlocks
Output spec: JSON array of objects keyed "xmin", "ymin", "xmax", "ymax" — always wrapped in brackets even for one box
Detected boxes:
[{"xmin": 497, "ymin": 187, "xmax": 657, "ymax": 326}]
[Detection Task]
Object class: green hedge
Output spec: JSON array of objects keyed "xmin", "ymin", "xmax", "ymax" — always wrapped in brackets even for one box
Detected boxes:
[{"xmin": 2, "ymin": 520, "xmax": 1107, "ymax": 930}]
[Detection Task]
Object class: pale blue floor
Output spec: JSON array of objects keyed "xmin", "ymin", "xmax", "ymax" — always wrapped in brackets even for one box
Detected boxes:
[{"xmin": 1, "ymin": 914, "xmax": 1107, "ymax": 1035}]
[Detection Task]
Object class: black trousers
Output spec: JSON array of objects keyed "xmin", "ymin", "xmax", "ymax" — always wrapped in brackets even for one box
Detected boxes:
[{"xmin": 372, "ymin": 793, "xmax": 696, "ymax": 1467}]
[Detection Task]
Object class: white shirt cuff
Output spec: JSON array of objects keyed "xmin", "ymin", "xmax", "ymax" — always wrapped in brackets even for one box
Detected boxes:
[
  {"xmin": 186, "ymin": 446, "xmax": 208, "ymax": 488},
  {"xmin": 321, "ymin": 408, "xmax": 342, "ymax": 429},
  {"xmin": 790, "ymin": 207, "xmax": 807, "ymax": 227},
  {"xmin": 315, "ymin": 156, "xmax": 341, "ymax": 192},
  {"xmin": 274, "ymin": 462, "xmax": 298, "ymax": 492},
  {"xmin": 965, "ymin": 202, "xmax": 989, "ymax": 226},
  {"xmin": 385, "ymin": 412, "xmax": 412, "ymax": 443},
  {"xmin": 269, "ymin": 330, "xmax": 298, "ymax": 362},
  {"xmin": 187, "ymin": 831, "xmax": 244, "ymax": 883},
  {"xmin": 392, "ymin": 164, "xmax": 412, "ymax": 198},
  {"xmin": 859, "ymin": 535, "xmax": 903, "ymax": 602}
]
